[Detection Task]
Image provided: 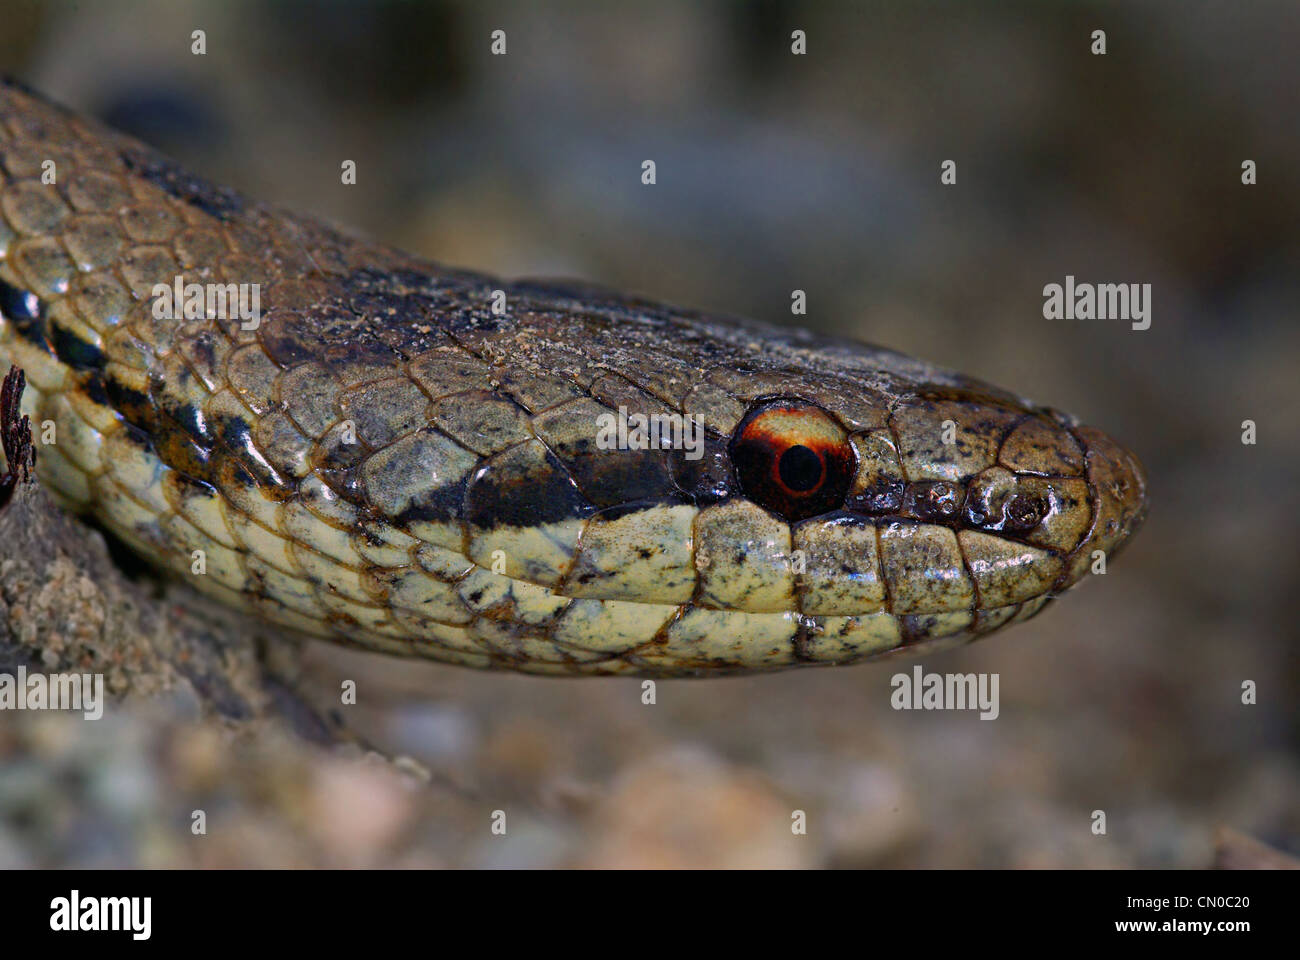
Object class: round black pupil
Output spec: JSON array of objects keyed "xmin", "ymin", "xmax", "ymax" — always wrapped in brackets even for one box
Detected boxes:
[{"xmin": 778, "ymin": 444, "xmax": 823, "ymax": 492}]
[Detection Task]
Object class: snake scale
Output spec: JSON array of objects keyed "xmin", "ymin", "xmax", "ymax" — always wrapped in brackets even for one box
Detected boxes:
[{"xmin": 0, "ymin": 78, "xmax": 1147, "ymax": 677}]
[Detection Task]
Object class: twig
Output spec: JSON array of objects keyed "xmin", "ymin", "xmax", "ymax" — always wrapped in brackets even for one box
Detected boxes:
[{"xmin": 0, "ymin": 365, "xmax": 36, "ymax": 509}]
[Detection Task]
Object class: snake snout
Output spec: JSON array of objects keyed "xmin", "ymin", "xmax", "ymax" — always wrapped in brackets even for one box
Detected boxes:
[{"xmin": 1071, "ymin": 426, "xmax": 1149, "ymax": 571}]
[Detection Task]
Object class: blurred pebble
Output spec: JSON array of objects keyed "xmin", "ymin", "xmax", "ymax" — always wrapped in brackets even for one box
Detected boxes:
[{"xmin": 579, "ymin": 748, "xmax": 812, "ymax": 869}]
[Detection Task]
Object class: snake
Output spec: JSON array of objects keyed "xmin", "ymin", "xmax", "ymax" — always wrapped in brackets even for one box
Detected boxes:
[{"xmin": 0, "ymin": 77, "xmax": 1147, "ymax": 677}]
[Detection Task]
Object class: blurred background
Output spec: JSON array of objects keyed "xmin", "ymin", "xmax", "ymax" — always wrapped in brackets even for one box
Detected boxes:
[{"xmin": 1, "ymin": 0, "xmax": 1297, "ymax": 867}]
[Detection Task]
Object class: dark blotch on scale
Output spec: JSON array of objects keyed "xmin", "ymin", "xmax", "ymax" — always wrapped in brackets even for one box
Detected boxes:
[
  {"xmin": 566, "ymin": 447, "xmax": 677, "ymax": 509},
  {"xmin": 0, "ymin": 277, "xmax": 50, "ymax": 351},
  {"xmin": 394, "ymin": 475, "xmax": 469, "ymax": 529},
  {"xmin": 153, "ymin": 410, "xmax": 214, "ymax": 478},
  {"xmin": 216, "ymin": 414, "xmax": 295, "ymax": 499},
  {"xmin": 466, "ymin": 442, "xmax": 595, "ymax": 530},
  {"xmin": 51, "ymin": 322, "xmax": 107, "ymax": 371},
  {"xmin": 104, "ymin": 375, "xmax": 158, "ymax": 435}
]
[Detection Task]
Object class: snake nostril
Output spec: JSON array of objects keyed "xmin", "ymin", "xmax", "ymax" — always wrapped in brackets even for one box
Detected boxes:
[{"xmin": 1005, "ymin": 493, "xmax": 1046, "ymax": 530}]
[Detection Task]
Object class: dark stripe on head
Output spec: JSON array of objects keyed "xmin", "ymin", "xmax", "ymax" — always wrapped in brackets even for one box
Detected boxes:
[
  {"xmin": 104, "ymin": 373, "xmax": 157, "ymax": 434},
  {"xmin": 51, "ymin": 319, "xmax": 108, "ymax": 371},
  {"xmin": 394, "ymin": 473, "xmax": 470, "ymax": 528},
  {"xmin": 119, "ymin": 147, "xmax": 244, "ymax": 220},
  {"xmin": 466, "ymin": 441, "xmax": 593, "ymax": 529}
]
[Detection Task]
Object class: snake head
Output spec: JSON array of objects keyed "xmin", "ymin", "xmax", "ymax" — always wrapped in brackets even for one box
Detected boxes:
[{"xmin": 506, "ymin": 359, "xmax": 1149, "ymax": 674}]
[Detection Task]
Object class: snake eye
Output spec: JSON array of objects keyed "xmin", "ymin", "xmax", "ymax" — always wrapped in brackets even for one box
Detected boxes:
[{"xmin": 730, "ymin": 398, "xmax": 856, "ymax": 521}]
